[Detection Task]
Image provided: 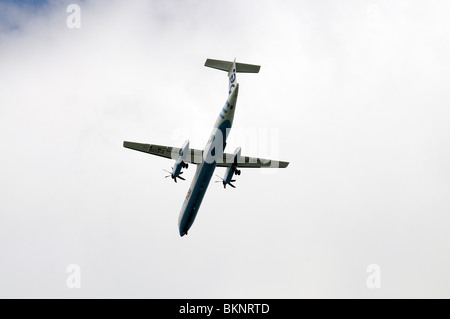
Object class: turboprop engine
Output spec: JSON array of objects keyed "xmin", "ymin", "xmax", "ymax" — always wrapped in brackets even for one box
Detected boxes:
[
  {"xmin": 216, "ymin": 147, "xmax": 241, "ymax": 189},
  {"xmin": 164, "ymin": 140, "xmax": 190, "ymax": 183}
]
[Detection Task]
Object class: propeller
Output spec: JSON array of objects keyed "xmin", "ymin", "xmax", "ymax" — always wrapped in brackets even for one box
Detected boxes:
[
  {"xmin": 215, "ymin": 175, "xmax": 236, "ymax": 189},
  {"xmin": 163, "ymin": 169, "xmax": 172, "ymax": 178},
  {"xmin": 163, "ymin": 169, "xmax": 185, "ymax": 183}
]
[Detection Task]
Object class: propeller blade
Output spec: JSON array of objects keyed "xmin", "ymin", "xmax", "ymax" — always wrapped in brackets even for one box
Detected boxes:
[
  {"xmin": 178, "ymin": 176, "xmax": 186, "ymax": 181},
  {"xmin": 174, "ymin": 178, "xmax": 177, "ymax": 183},
  {"xmin": 179, "ymin": 171, "xmax": 183, "ymax": 175},
  {"xmin": 231, "ymin": 180, "xmax": 236, "ymax": 182},
  {"xmin": 163, "ymin": 169, "xmax": 172, "ymax": 174},
  {"xmin": 229, "ymin": 183, "xmax": 236, "ymax": 188},
  {"xmin": 165, "ymin": 175, "xmax": 171, "ymax": 178},
  {"xmin": 215, "ymin": 174, "xmax": 224, "ymax": 181}
]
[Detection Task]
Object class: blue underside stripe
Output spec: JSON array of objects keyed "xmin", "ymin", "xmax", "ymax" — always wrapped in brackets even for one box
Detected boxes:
[
  {"xmin": 219, "ymin": 113, "xmax": 224, "ymax": 119},
  {"xmin": 222, "ymin": 107, "xmax": 228, "ymax": 114}
]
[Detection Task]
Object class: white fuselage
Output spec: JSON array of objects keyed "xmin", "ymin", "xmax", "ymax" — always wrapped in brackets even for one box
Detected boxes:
[{"xmin": 177, "ymin": 82, "xmax": 239, "ymax": 236}]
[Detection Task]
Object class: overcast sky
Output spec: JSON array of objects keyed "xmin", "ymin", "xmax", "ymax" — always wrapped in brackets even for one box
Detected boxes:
[{"xmin": 1, "ymin": 0, "xmax": 450, "ymax": 298}]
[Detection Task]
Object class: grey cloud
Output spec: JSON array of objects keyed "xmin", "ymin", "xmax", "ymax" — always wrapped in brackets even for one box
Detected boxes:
[{"xmin": 0, "ymin": 0, "xmax": 449, "ymax": 298}]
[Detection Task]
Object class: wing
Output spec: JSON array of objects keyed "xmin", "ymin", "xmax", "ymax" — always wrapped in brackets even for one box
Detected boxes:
[
  {"xmin": 123, "ymin": 141, "xmax": 289, "ymax": 168},
  {"xmin": 217, "ymin": 152, "xmax": 289, "ymax": 168},
  {"xmin": 123, "ymin": 141, "xmax": 204, "ymax": 164}
]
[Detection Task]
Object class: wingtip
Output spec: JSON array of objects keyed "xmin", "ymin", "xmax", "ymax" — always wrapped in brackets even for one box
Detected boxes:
[{"xmin": 280, "ymin": 161, "xmax": 289, "ymax": 168}]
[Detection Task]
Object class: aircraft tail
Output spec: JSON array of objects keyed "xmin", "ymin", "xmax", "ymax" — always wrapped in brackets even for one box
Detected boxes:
[
  {"xmin": 205, "ymin": 58, "xmax": 260, "ymax": 95},
  {"xmin": 204, "ymin": 58, "xmax": 260, "ymax": 74}
]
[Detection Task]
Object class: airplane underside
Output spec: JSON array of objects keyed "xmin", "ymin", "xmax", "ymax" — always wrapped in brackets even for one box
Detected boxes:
[
  {"xmin": 123, "ymin": 58, "xmax": 288, "ymax": 237},
  {"xmin": 179, "ymin": 161, "xmax": 217, "ymax": 236}
]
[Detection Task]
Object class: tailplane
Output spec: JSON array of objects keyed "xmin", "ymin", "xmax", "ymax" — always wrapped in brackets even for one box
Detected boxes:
[
  {"xmin": 205, "ymin": 58, "xmax": 260, "ymax": 95},
  {"xmin": 204, "ymin": 58, "xmax": 260, "ymax": 74}
]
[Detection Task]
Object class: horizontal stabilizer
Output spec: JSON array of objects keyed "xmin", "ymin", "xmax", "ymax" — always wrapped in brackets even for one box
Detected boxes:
[
  {"xmin": 236, "ymin": 62, "xmax": 261, "ymax": 73},
  {"xmin": 205, "ymin": 59, "xmax": 260, "ymax": 73}
]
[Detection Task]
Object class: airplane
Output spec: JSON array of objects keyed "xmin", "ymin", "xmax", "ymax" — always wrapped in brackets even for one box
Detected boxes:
[{"xmin": 124, "ymin": 58, "xmax": 289, "ymax": 237}]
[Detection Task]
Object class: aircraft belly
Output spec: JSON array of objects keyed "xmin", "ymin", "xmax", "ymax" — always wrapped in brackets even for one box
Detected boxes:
[
  {"xmin": 178, "ymin": 119, "xmax": 231, "ymax": 237},
  {"xmin": 178, "ymin": 161, "xmax": 217, "ymax": 236}
]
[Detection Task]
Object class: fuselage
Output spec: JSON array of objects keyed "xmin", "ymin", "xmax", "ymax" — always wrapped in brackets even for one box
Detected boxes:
[{"xmin": 178, "ymin": 83, "xmax": 239, "ymax": 236}]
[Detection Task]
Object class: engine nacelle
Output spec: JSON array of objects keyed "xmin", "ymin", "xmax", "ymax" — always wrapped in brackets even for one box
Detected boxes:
[
  {"xmin": 220, "ymin": 147, "xmax": 241, "ymax": 188},
  {"xmin": 180, "ymin": 140, "xmax": 190, "ymax": 163},
  {"xmin": 166, "ymin": 140, "xmax": 190, "ymax": 183}
]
